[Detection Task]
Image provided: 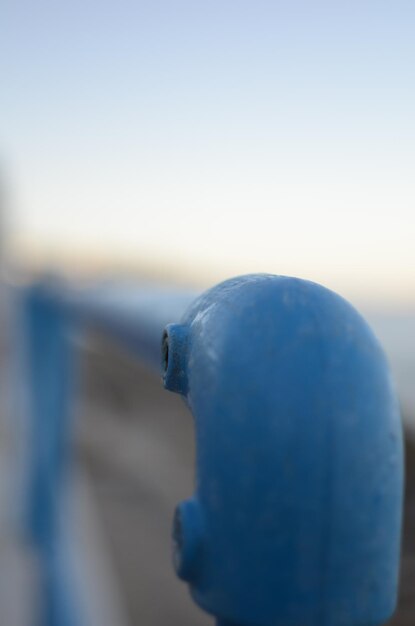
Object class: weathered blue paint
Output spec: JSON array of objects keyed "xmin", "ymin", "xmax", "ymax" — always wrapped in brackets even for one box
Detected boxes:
[{"xmin": 163, "ymin": 274, "xmax": 403, "ymax": 626}]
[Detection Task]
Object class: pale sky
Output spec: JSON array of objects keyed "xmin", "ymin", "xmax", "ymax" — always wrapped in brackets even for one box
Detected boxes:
[{"xmin": 2, "ymin": 1, "xmax": 415, "ymax": 305}]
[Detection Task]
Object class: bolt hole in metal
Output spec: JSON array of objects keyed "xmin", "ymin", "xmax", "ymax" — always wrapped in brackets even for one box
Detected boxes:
[{"xmin": 162, "ymin": 330, "xmax": 169, "ymax": 374}]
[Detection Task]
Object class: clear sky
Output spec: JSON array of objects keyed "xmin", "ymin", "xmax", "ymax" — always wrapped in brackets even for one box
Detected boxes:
[{"xmin": 2, "ymin": 1, "xmax": 414, "ymax": 305}]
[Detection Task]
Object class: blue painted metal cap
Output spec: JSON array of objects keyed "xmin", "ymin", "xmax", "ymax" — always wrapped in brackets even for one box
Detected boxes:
[{"xmin": 163, "ymin": 274, "xmax": 403, "ymax": 626}]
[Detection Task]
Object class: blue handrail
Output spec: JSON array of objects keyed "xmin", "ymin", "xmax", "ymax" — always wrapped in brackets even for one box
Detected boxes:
[{"xmin": 18, "ymin": 274, "xmax": 404, "ymax": 626}]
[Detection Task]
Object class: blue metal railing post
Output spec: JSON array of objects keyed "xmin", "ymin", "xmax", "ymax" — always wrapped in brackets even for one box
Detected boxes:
[
  {"xmin": 21, "ymin": 282, "xmax": 79, "ymax": 626},
  {"xmin": 163, "ymin": 275, "xmax": 404, "ymax": 626}
]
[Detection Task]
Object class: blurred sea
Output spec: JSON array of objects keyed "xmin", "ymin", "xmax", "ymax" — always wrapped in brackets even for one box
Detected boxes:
[{"xmin": 367, "ymin": 312, "xmax": 415, "ymax": 425}]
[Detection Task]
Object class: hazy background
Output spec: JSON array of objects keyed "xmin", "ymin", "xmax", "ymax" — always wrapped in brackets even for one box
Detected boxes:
[{"xmin": 2, "ymin": 0, "xmax": 414, "ymax": 306}]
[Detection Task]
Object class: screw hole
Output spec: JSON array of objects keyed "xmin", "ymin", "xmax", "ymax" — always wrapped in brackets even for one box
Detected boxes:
[{"xmin": 162, "ymin": 330, "xmax": 169, "ymax": 374}]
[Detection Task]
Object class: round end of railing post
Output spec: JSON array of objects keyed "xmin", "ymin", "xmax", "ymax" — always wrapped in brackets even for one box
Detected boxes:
[{"xmin": 163, "ymin": 273, "xmax": 403, "ymax": 626}]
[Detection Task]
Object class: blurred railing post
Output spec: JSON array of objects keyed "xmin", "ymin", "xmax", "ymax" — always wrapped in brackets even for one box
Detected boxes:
[{"xmin": 21, "ymin": 282, "xmax": 78, "ymax": 626}]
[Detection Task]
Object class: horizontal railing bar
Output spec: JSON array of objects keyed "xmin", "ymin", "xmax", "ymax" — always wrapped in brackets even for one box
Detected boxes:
[{"xmin": 29, "ymin": 280, "xmax": 198, "ymax": 370}]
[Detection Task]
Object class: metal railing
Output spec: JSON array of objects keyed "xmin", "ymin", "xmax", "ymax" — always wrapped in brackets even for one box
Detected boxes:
[{"xmin": 17, "ymin": 273, "xmax": 404, "ymax": 626}]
